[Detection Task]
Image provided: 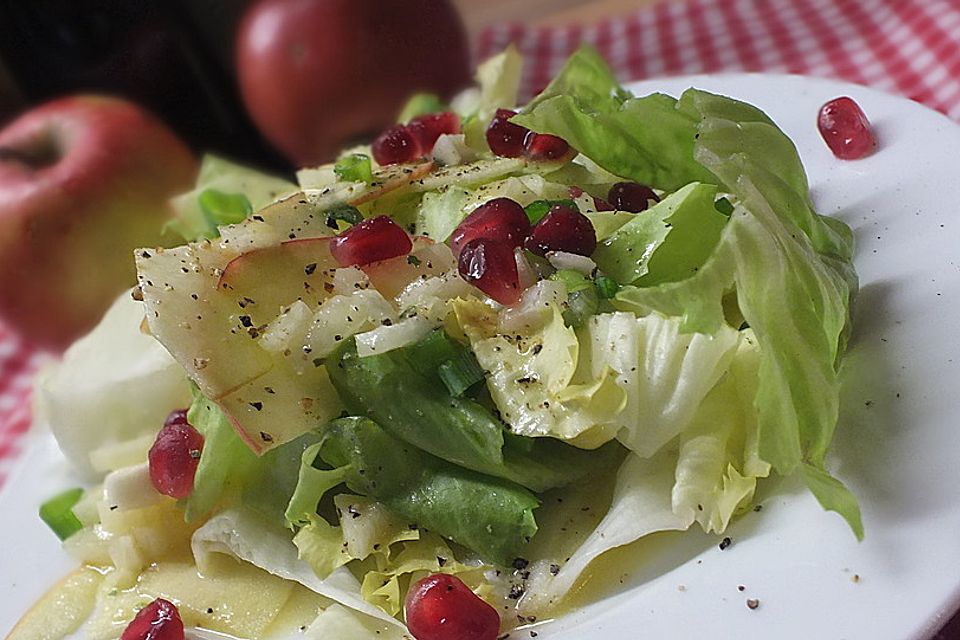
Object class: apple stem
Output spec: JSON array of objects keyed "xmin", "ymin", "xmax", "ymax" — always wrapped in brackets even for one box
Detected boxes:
[{"xmin": 0, "ymin": 145, "xmax": 58, "ymax": 168}]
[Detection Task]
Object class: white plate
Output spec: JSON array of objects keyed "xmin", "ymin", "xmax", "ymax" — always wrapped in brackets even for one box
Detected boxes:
[{"xmin": 3, "ymin": 73, "xmax": 960, "ymax": 639}]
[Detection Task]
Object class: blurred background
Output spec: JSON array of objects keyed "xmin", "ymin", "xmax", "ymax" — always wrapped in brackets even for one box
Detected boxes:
[{"xmin": 0, "ymin": 0, "xmax": 660, "ymax": 173}]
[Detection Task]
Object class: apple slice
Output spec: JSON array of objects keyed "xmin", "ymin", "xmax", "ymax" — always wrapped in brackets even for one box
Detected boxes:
[
  {"xmin": 350, "ymin": 160, "xmax": 435, "ymax": 205},
  {"xmin": 411, "ymin": 157, "xmax": 525, "ymax": 193},
  {"xmin": 361, "ymin": 239, "xmax": 456, "ymax": 300},
  {"xmin": 136, "ymin": 242, "xmax": 274, "ymax": 400},
  {"xmin": 298, "ymin": 160, "xmax": 435, "ymax": 209},
  {"xmin": 215, "ymin": 357, "xmax": 342, "ymax": 454},
  {"xmin": 218, "ymin": 191, "xmax": 336, "ymax": 251},
  {"xmin": 217, "ymin": 237, "xmax": 338, "ymax": 327}
]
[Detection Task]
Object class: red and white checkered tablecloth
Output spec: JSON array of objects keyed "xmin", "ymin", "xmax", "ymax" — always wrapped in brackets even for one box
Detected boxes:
[{"xmin": 1, "ymin": 0, "xmax": 959, "ymax": 485}]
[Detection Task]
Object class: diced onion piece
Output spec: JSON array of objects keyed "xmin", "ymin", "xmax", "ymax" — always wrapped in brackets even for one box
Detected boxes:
[
  {"xmin": 432, "ymin": 134, "xmax": 476, "ymax": 167},
  {"xmin": 499, "ymin": 279, "xmax": 567, "ymax": 335},
  {"xmin": 103, "ymin": 463, "xmax": 166, "ymax": 512},
  {"xmin": 259, "ymin": 300, "xmax": 314, "ymax": 354},
  {"xmin": 515, "ymin": 247, "xmax": 538, "ymax": 291},
  {"xmin": 547, "ymin": 250, "xmax": 596, "ymax": 276},
  {"xmin": 355, "ymin": 316, "xmax": 437, "ymax": 357},
  {"xmin": 332, "ymin": 266, "xmax": 371, "ymax": 295}
]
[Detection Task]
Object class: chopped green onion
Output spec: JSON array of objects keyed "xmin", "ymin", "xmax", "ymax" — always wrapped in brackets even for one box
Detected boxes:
[
  {"xmin": 523, "ymin": 199, "xmax": 579, "ymax": 224},
  {"xmin": 550, "ymin": 269, "xmax": 591, "ymax": 293},
  {"xmin": 562, "ymin": 287, "xmax": 599, "ymax": 328},
  {"xmin": 715, "ymin": 197, "xmax": 735, "ymax": 215},
  {"xmin": 39, "ymin": 488, "xmax": 85, "ymax": 541},
  {"xmin": 334, "ymin": 153, "xmax": 374, "ymax": 184},
  {"xmin": 324, "ymin": 204, "xmax": 364, "ymax": 230},
  {"xmin": 594, "ymin": 274, "xmax": 620, "ymax": 299},
  {"xmin": 198, "ymin": 189, "xmax": 253, "ymax": 226},
  {"xmin": 438, "ymin": 349, "xmax": 486, "ymax": 397},
  {"xmin": 398, "ymin": 93, "xmax": 446, "ymax": 122},
  {"xmin": 407, "ymin": 329, "xmax": 462, "ymax": 377}
]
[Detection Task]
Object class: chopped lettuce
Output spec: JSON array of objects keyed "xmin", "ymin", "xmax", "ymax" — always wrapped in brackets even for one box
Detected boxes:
[
  {"xmin": 327, "ymin": 337, "xmax": 614, "ymax": 492},
  {"xmin": 512, "ymin": 48, "xmax": 716, "ymax": 191},
  {"xmin": 191, "ymin": 507, "xmax": 404, "ymax": 629},
  {"xmin": 672, "ymin": 331, "xmax": 770, "ymax": 533},
  {"xmin": 295, "ymin": 417, "xmax": 540, "ymax": 565},
  {"xmin": 592, "ymin": 182, "xmax": 727, "ymax": 285},
  {"xmin": 169, "ymin": 155, "xmax": 297, "ymax": 241},
  {"xmin": 516, "ymin": 46, "xmax": 860, "ymax": 536}
]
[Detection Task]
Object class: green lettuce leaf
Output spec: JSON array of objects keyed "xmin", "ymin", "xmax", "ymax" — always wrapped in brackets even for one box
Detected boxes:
[
  {"xmin": 327, "ymin": 337, "xmax": 613, "ymax": 492},
  {"xmin": 592, "ymin": 182, "xmax": 727, "ymax": 285},
  {"xmin": 672, "ymin": 331, "xmax": 771, "ymax": 533},
  {"xmin": 514, "ymin": 46, "xmax": 860, "ymax": 535},
  {"xmin": 168, "ymin": 155, "xmax": 296, "ymax": 241},
  {"xmin": 512, "ymin": 48, "xmax": 715, "ymax": 191},
  {"xmin": 414, "ymin": 174, "xmax": 569, "ymax": 242},
  {"xmin": 308, "ymin": 417, "xmax": 540, "ymax": 565},
  {"xmin": 358, "ymin": 532, "xmax": 488, "ymax": 617},
  {"xmin": 185, "ymin": 388, "xmax": 260, "ymax": 521}
]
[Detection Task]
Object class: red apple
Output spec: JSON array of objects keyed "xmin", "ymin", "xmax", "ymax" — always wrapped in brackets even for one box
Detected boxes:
[
  {"xmin": 235, "ymin": 0, "xmax": 471, "ymax": 166},
  {"xmin": 0, "ymin": 95, "xmax": 197, "ymax": 350}
]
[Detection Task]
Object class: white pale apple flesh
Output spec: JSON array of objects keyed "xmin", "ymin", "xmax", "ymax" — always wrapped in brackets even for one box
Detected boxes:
[{"xmin": 217, "ymin": 237, "xmax": 339, "ymax": 326}]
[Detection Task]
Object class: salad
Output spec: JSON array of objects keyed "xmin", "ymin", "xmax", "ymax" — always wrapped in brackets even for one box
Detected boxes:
[{"xmin": 16, "ymin": 45, "xmax": 861, "ymax": 640}]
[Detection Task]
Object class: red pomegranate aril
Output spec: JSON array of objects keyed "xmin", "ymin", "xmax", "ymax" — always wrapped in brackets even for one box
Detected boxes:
[
  {"xmin": 458, "ymin": 238, "xmax": 522, "ymax": 306},
  {"xmin": 121, "ymin": 598, "xmax": 184, "ymax": 640},
  {"xmin": 524, "ymin": 205, "xmax": 597, "ymax": 257},
  {"xmin": 331, "ymin": 216, "xmax": 413, "ymax": 267},
  {"xmin": 486, "ymin": 109, "xmax": 530, "ymax": 158},
  {"xmin": 818, "ymin": 96, "xmax": 877, "ymax": 160},
  {"xmin": 405, "ymin": 574, "xmax": 500, "ymax": 640},
  {"xmin": 593, "ymin": 196, "xmax": 614, "ymax": 211},
  {"xmin": 372, "ymin": 125, "xmax": 423, "ymax": 165},
  {"xmin": 608, "ymin": 182, "xmax": 660, "ymax": 213},
  {"xmin": 449, "ymin": 197, "xmax": 531, "ymax": 257},
  {"xmin": 163, "ymin": 408, "xmax": 188, "ymax": 427},
  {"xmin": 523, "ymin": 132, "xmax": 571, "ymax": 161},
  {"xmin": 149, "ymin": 419, "xmax": 204, "ymax": 500},
  {"xmin": 408, "ymin": 112, "xmax": 461, "ymax": 152}
]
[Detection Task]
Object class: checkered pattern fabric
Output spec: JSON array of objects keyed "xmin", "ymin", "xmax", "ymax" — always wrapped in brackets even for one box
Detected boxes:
[{"xmin": 477, "ymin": 0, "xmax": 960, "ymax": 120}]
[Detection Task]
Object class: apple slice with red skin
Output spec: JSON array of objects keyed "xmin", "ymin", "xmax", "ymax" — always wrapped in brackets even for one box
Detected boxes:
[
  {"xmin": 136, "ymin": 242, "xmax": 273, "ymax": 402},
  {"xmin": 360, "ymin": 238, "xmax": 456, "ymax": 300},
  {"xmin": 215, "ymin": 356, "xmax": 342, "ymax": 454},
  {"xmin": 217, "ymin": 236, "xmax": 339, "ymax": 327}
]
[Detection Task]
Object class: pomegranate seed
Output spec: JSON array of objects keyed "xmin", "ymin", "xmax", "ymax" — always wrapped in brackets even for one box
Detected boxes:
[
  {"xmin": 405, "ymin": 574, "xmax": 500, "ymax": 640},
  {"xmin": 331, "ymin": 216, "xmax": 413, "ymax": 266},
  {"xmin": 163, "ymin": 408, "xmax": 188, "ymax": 427},
  {"xmin": 608, "ymin": 182, "xmax": 660, "ymax": 213},
  {"xmin": 373, "ymin": 125, "xmax": 423, "ymax": 165},
  {"xmin": 818, "ymin": 96, "xmax": 877, "ymax": 160},
  {"xmin": 408, "ymin": 112, "xmax": 461, "ymax": 153},
  {"xmin": 121, "ymin": 598, "xmax": 184, "ymax": 640},
  {"xmin": 593, "ymin": 196, "xmax": 614, "ymax": 211},
  {"xmin": 486, "ymin": 109, "xmax": 529, "ymax": 158},
  {"xmin": 523, "ymin": 132, "xmax": 571, "ymax": 161},
  {"xmin": 524, "ymin": 205, "xmax": 597, "ymax": 257},
  {"xmin": 458, "ymin": 238, "xmax": 522, "ymax": 306},
  {"xmin": 149, "ymin": 418, "xmax": 204, "ymax": 500},
  {"xmin": 449, "ymin": 198, "xmax": 531, "ymax": 257},
  {"xmin": 568, "ymin": 186, "xmax": 585, "ymax": 198}
]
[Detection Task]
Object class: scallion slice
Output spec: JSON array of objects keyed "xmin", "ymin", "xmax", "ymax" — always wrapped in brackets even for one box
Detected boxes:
[
  {"xmin": 438, "ymin": 349, "xmax": 486, "ymax": 397},
  {"xmin": 39, "ymin": 488, "xmax": 85, "ymax": 541}
]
